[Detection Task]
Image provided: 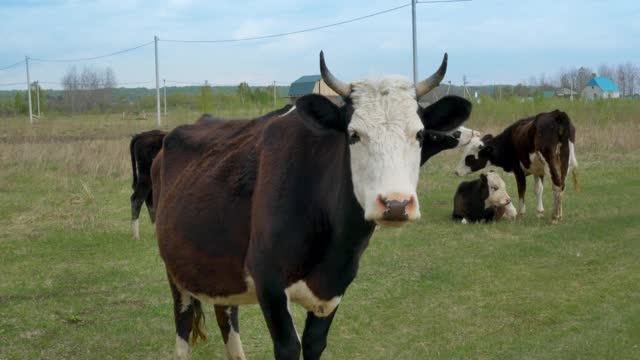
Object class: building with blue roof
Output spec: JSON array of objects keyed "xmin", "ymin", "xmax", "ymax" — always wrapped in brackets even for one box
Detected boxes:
[
  {"xmin": 582, "ymin": 77, "xmax": 620, "ymax": 100},
  {"xmin": 287, "ymin": 75, "xmax": 341, "ymax": 104}
]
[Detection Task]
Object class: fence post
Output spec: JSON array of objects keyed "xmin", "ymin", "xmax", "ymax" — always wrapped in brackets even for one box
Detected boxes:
[
  {"xmin": 154, "ymin": 35, "xmax": 161, "ymax": 127},
  {"xmin": 25, "ymin": 56, "xmax": 33, "ymax": 124}
]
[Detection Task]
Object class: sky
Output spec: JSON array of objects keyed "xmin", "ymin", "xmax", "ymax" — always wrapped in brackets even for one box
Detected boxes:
[{"xmin": 0, "ymin": 0, "xmax": 638, "ymax": 90}]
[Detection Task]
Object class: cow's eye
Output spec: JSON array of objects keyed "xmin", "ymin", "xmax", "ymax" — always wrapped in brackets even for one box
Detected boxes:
[
  {"xmin": 349, "ymin": 131, "xmax": 361, "ymax": 145},
  {"xmin": 416, "ymin": 130, "xmax": 425, "ymax": 144},
  {"xmin": 491, "ymin": 186, "xmax": 499, "ymax": 191}
]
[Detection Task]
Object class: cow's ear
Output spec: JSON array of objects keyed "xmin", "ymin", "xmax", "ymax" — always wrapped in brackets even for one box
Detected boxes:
[
  {"xmin": 480, "ymin": 173, "xmax": 488, "ymax": 184},
  {"xmin": 419, "ymin": 96, "xmax": 472, "ymax": 131},
  {"xmin": 296, "ymin": 94, "xmax": 346, "ymax": 133},
  {"xmin": 481, "ymin": 134, "xmax": 494, "ymax": 143}
]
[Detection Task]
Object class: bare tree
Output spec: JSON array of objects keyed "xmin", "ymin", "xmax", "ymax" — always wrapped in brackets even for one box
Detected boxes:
[
  {"xmin": 597, "ymin": 64, "xmax": 616, "ymax": 80},
  {"xmin": 61, "ymin": 66, "xmax": 117, "ymax": 113}
]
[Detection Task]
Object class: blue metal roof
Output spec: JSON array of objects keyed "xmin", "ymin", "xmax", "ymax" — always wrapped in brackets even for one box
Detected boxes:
[
  {"xmin": 586, "ymin": 77, "xmax": 620, "ymax": 92},
  {"xmin": 288, "ymin": 75, "xmax": 320, "ymax": 97},
  {"xmin": 542, "ymin": 90, "xmax": 555, "ymax": 98}
]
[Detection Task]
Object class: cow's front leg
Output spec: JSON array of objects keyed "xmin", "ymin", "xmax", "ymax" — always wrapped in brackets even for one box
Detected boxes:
[
  {"xmin": 302, "ymin": 307, "xmax": 339, "ymax": 360},
  {"xmin": 257, "ymin": 284, "xmax": 301, "ymax": 360},
  {"xmin": 514, "ymin": 169, "xmax": 527, "ymax": 217},
  {"xmin": 534, "ymin": 175, "xmax": 545, "ymax": 217}
]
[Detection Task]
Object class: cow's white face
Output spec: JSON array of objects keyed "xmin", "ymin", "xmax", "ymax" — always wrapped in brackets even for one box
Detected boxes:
[
  {"xmin": 455, "ymin": 136, "xmax": 488, "ymax": 176},
  {"xmin": 348, "ymin": 78, "xmax": 424, "ymax": 223},
  {"xmin": 454, "ymin": 127, "xmax": 481, "ymax": 148},
  {"xmin": 485, "ymin": 171, "xmax": 511, "ymax": 207}
]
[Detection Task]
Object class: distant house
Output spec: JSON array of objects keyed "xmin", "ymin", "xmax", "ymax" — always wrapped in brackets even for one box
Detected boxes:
[
  {"xmin": 287, "ymin": 75, "xmax": 341, "ymax": 104},
  {"xmin": 582, "ymin": 77, "xmax": 620, "ymax": 100},
  {"xmin": 556, "ymin": 88, "xmax": 578, "ymax": 97},
  {"xmin": 542, "ymin": 90, "xmax": 555, "ymax": 99}
]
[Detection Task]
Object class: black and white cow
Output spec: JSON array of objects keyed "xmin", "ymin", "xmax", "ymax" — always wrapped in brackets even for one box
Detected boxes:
[
  {"xmin": 455, "ymin": 110, "xmax": 578, "ymax": 223},
  {"xmin": 452, "ymin": 170, "xmax": 516, "ymax": 223}
]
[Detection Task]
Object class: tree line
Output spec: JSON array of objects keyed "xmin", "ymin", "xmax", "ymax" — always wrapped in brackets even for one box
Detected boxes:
[{"xmin": 0, "ymin": 66, "xmax": 286, "ymax": 117}]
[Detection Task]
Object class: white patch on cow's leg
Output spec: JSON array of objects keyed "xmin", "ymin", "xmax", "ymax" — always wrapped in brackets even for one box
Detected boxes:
[
  {"xmin": 461, "ymin": 218, "xmax": 468, "ymax": 224},
  {"xmin": 180, "ymin": 292, "xmax": 191, "ymax": 313},
  {"xmin": 552, "ymin": 184, "xmax": 563, "ymax": 224},
  {"xmin": 534, "ymin": 176, "xmax": 544, "ymax": 217},
  {"xmin": 518, "ymin": 198, "xmax": 526, "ymax": 216},
  {"xmin": 132, "ymin": 219, "xmax": 139, "ymax": 240},
  {"xmin": 176, "ymin": 334, "xmax": 189, "ymax": 359},
  {"xmin": 224, "ymin": 308, "xmax": 246, "ymax": 360}
]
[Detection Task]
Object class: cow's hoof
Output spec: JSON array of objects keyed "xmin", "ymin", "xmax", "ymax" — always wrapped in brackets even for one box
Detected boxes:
[
  {"xmin": 551, "ymin": 218, "xmax": 560, "ymax": 225},
  {"xmin": 536, "ymin": 211, "xmax": 545, "ymax": 218}
]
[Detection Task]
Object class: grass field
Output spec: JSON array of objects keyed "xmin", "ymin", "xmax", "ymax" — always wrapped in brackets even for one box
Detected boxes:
[{"xmin": 1, "ymin": 99, "xmax": 639, "ymax": 359}]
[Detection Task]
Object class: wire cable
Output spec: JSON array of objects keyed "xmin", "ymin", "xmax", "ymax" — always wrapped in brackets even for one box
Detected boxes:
[
  {"xmin": 417, "ymin": 0, "xmax": 472, "ymax": 3},
  {"xmin": 0, "ymin": 59, "xmax": 25, "ymax": 71},
  {"xmin": 0, "ymin": 82, "xmax": 25, "ymax": 86},
  {"xmin": 29, "ymin": 41, "xmax": 153, "ymax": 62},
  {"xmin": 162, "ymin": 3, "xmax": 411, "ymax": 43}
]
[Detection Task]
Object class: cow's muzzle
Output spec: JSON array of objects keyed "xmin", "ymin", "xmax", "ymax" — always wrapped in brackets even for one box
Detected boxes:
[{"xmin": 376, "ymin": 193, "xmax": 417, "ymax": 222}]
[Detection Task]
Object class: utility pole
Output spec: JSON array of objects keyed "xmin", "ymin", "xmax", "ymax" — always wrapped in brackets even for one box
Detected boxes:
[
  {"xmin": 411, "ymin": 0, "xmax": 418, "ymax": 85},
  {"xmin": 163, "ymin": 79, "xmax": 167, "ymax": 115},
  {"xmin": 25, "ymin": 56, "xmax": 33, "ymax": 124},
  {"xmin": 35, "ymin": 80, "xmax": 40, "ymax": 117},
  {"xmin": 273, "ymin": 81, "xmax": 277, "ymax": 107},
  {"xmin": 570, "ymin": 77, "xmax": 574, "ymax": 102},
  {"xmin": 154, "ymin": 35, "xmax": 161, "ymax": 127}
]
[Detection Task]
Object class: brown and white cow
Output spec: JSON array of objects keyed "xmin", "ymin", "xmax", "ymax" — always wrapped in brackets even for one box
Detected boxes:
[
  {"xmin": 455, "ymin": 110, "xmax": 579, "ymax": 223},
  {"xmin": 151, "ymin": 52, "xmax": 473, "ymax": 359},
  {"xmin": 128, "ymin": 108, "xmax": 294, "ymax": 240}
]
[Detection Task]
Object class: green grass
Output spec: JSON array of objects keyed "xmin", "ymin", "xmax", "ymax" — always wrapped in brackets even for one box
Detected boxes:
[{"xmin": 1, "ymin": 103, "xmax": 639, "ymax": 359}]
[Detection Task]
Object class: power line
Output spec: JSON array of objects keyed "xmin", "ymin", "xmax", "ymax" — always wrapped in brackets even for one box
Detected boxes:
[
  {"xmin": 0, "ymin": 59, "xmax": 25, "ymax": 71},
  {"xmin": 161, "ymin": 3, "xmax": 411, "ymax": 43},
  {"xmin": 417, "ymin": 0, "xmax": 472, "ymax": 3},
  {"xmin": 29, "ymin": 41, "xmax": 153, "ymax": 63},
  {"xmin": 38, "ymin": 80, "xmax": 153, "ymax": 86},
  {"xmin": 0, "ymin": 82, "xmax": 25, "ymax": 86}
]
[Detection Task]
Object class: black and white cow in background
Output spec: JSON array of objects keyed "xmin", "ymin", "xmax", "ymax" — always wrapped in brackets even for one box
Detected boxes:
[{"xmin": 452, "ymin": 170, "xmax": 517, "ymax": 223}]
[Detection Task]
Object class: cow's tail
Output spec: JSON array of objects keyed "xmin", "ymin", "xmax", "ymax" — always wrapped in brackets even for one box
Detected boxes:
[
  {"xmin": 129, "ymin": 134, "xmax": 139, "ymax": 189},
  {"xmin": 190, "ymin": 299, "xmax": 207, "ymax": 345},
  {"xmin": 554, "ymin": 110, "xmax": 579, "ymax": 192},
  {"xmin": 569, "ymin": 140, "xmax": 579, "ymax": 192}
]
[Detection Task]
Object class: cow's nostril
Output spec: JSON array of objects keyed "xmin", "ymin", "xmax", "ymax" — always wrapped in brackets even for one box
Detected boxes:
[{"xmin": 506, "ymin": 199, "xmax": 512, "ymax": 204}]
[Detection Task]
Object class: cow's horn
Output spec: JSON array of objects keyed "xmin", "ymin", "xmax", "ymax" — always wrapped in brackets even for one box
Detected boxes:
[
  {"xmin": 320, "ymin": 51, "xmax": 351, "ymax": 98},
  {"xmin": 415, "ymin": 53, "xmax": 448, "ymax": 98}
]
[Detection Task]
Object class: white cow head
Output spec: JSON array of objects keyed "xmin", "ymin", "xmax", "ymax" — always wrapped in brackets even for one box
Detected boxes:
[
  {"xmin": 483, "ymin": 171, "xmax": 511, "ymax": 207},
  {"xmin": 455, "ymin": 134, "xmax": 493, "ymax": 176},
  {"xmin": 296, "ymin": 51, "xmax": 473, "ymax": 225}
]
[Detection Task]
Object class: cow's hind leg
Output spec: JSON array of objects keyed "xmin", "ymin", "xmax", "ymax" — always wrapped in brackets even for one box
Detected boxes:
[
  {"xmin": 534, "ymin": 175, "xmax": 545, "ymax": 218},
  {"xmin": 214, "ymin": 305, "xmax": 246, "ymax": 360},
  {"xmin": 130, "ymin": 188, "xmax": 145, "ymax": 240},
  {"xmin": 168, "ymin": 275, "xmax": 206, "ymax": 360},
  {"xmin": 302, "ymin": 308, "xmax": 339, "ymax": 360},
  {"xmin": 543, "ymin": 148, "xmax": 566, "ymax": 224},
  {"xmin": 145, "ymin": 189, "xmax": 155, "ymax": 224}
]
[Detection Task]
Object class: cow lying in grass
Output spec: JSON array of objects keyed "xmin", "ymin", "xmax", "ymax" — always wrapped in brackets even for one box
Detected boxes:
[{"xmin": 452, "ymin": 171, "xmax": 516, "ymax": 223}]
